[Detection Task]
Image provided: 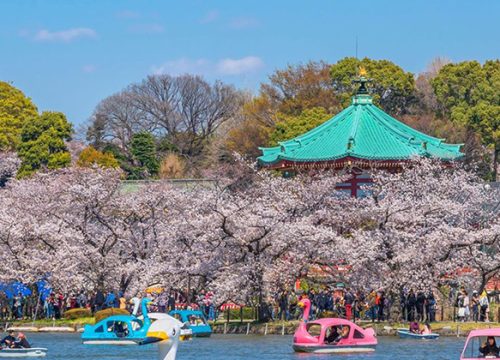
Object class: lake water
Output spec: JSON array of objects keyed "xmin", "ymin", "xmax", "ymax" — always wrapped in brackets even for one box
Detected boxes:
[{"xmin": 23, "ymin": 333, "xmax": 465, "ymax": 360}]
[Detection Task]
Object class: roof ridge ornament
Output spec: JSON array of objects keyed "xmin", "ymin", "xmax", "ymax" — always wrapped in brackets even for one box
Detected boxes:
[
  {"xmin": 351, "ymin": 66, "xmax": 373, "ymax": 105},
  {"xmin": 353, "ymin": 67, "xmax": 372, "ymax": 95}
]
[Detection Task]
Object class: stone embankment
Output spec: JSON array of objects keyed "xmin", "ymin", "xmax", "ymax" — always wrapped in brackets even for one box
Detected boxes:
[
  {"xmin": 3, "ymin": 325, "xmax": 80, "ymax": 333},
  {"xmin": 1, "ymin": 321, "xmax": 496, "ymax": 337}
]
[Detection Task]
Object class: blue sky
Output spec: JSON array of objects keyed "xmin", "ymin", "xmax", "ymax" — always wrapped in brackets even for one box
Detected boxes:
[{"xmin": 0, "ymin": 0, "xmax": 499, "ymax": 126}]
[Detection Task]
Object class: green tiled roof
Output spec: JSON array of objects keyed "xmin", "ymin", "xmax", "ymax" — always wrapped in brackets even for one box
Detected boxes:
[{"xmin": 258, "ymin": 93, "xmax": 463, "ymax": 166}]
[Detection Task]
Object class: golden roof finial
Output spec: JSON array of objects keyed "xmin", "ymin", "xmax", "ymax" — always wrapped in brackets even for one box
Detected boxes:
[{"xmin": 359, "ymin": 66, "xmax": 367, "ymax": 77}]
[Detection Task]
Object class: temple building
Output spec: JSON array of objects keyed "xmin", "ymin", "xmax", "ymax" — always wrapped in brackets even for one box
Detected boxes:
[{"xmin": 258, "ymin": 70, "xmax": 464, "ymax": 197}]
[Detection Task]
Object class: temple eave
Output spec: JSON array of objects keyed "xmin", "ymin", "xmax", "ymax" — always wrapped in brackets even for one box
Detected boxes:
[{"xmin": 259, "ymin": 156, "xmax": 412, "ymax": 171}]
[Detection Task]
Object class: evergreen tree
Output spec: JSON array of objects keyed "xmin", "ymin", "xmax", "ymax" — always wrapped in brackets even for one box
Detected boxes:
[
  {"xmin": 17, "ymin": 111, "xmax": 72, "ymax": 178},
  {"xmin": 0, "ymin": 81, "xmax": 38, "ymax": 151},
  {"xmin": 432, "ymin": 60, "xmax": 500, "ymax": 180},
  {"xmin": 130, "ymin": 131, "xmax": 159, "ymax": 178},
  {"xmin": 330, "ymin": 57, "xmax": 416, "ymax": 116}
]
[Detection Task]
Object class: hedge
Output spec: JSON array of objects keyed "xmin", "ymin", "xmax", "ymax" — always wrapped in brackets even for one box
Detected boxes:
[
  {"xmin": 63, "ymin": 308, "xmax": 92, "ymax": 320},
  {"xmin": 94, "ymin": 308, "xmax": 130, "ymax": 323}
]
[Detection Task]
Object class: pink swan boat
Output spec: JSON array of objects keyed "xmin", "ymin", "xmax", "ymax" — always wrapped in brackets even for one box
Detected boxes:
[
  {"xmin": 461, "ymin": 328, "xmax": 500, "ymax": 359},
  {"xmin": 293, "ymin": 298, "xmax": 377, "ymax": 353}
]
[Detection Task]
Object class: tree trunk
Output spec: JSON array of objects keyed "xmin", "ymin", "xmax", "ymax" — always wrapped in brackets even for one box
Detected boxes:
[
  {"xmin": 493, "ymin": 146, "xmax": 498, "ymax": 181},
  {"xmin": 119, "ymin": 274, "xmax": 132, "ymax": 294}
]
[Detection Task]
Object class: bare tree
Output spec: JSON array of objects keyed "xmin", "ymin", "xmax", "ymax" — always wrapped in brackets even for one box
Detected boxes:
[
  {"xmin": 87, "ymin": 90, "xmax": 154, "ymax": 153},
  {"xmin": 87, "ymin": 74, "xmax": 243, "ymax": 160},
  {"xmin": 132, "ymin": 74, "xmax": 242, "ymax": 157},
  {"xmin": 415, "ymin": 57, "xmax": 451, "ymax": 113}
]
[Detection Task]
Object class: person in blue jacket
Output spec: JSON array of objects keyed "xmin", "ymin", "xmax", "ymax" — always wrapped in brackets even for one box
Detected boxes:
[{"xmin": 105, "ymin": 292, "xmax": 116, "ymax": 309}]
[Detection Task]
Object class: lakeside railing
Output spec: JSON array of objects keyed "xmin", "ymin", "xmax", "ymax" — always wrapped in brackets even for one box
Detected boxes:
[{"xmin": 120, "ymin": 178, "xmax": 218, "ymax": 192}]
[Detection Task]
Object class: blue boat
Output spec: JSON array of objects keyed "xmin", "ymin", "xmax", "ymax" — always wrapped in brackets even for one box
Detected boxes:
[
  {"xmin": 397, "ymin": 329, "xmax": 440, "ymax": 340},
  {"xmin": 169, "ymin": 310, "xmax": 212, "ymax": 337},
  {"xmin": 82, "ymin": 298, "xmax": 166, "ymax": 345}
]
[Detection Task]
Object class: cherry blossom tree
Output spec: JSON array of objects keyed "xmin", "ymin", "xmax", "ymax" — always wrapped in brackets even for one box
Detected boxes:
[
  {"xmin": 189, "ymin": 166, "xmax": 345, "ymax": 307},
  {"xmin": 314, "ymin": 159, "xmax": 500, "ymax": 294},
  {"xmin": 0, "ymin": 157, "xmax": 498, "ymax": 305}
]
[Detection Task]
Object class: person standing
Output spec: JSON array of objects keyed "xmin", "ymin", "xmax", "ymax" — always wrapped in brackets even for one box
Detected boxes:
[
  {"xmin": 471, "ymin": 291, "xmax": 480, "ymax": 322},
  {"xmin": 157, "ymin": 291, "xmax": 167, "ymax": 313},
  {"xmin": 47, "ymin": 293, "xmax": 55, "ymax": 319},
  {"xmin": 105, "ymin": 291, "xmax": 116, "ymax": 309},
  {"xmin": 94, "ymin": 290, "xmax": 105, "ymax": 312},
  {"xmin": 416, "ymin": 292, "xmax": 425, "ymax": 322},
  {"xmin": 457, "ymin": 290, "xmax": 465, "ymax": 322},
  {"xmin": 167, "ymin": 291, "xmax": 176, "ymax": 312},
  {"xmin": 400, "ymin": 289, "xmax": 408, "ymax": 321},
  {"xmin": 13, "ymin": 293, "xmax": 22, "ymax": 319},
  {"xmin": 53, "ymin": 292, "xmax": 61, "ymax": 319},
  {"xmin": 479, "ymin": 291, "xmax": 489, "ymax": 322},
  {"xmin": 353, "ymin": 291, "xmax": 363, "ymax": 321},
  {"xmin": 309, "ymin": 289, "xmax": 317, "ymax": 319},
  {"xmin": 426, "ymin": 291, "xmax": 436, "ymax": 322},
  {"xmin": 77, "ymin": 291, "xmax": 87, "ymax": 309},
  {"xmin": 318, "ymin": 290, "xmax": 328, "ymax": 318},
  {"xmin": 278, "ymin": 291, "xmax": 289, "ymax": 321},
  {"xmin": 119, "ymin": 293, "xmax": 127, "ymax": 310},
  {"xmin": 368, "ymin": 290, "xmax": 377, "ymax": 322},
  {"xmin": 463, "ymin": 290, "xmax": 470, "ymax": 322},
  {"xmin": 377, "ymin": 291, "xmax": 385, "ymax": 322},
  {"xmin": 344, "ymin": 288, "xmax": 354, "ymax": 321},
  {"xmin": 407, "ymin": 290, "xmax": 416, "ymax": 322}
]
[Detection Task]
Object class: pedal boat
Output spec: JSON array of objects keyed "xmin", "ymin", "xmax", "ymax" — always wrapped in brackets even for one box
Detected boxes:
[
  {"xmin": 293, "ymin": 298, "xmax": 377, "ymax": 353},
  {"xmin": 397, "ymin": 329, "xmax": 439, "ymax": 340},
  {"xmin": 169, "ymin": 310, "xmax": 212, "ymax": 337},
  {"xmin": 461, "ymin": 328, "xmax": 500, "ymax": 359},
  {"xmin": 0, "ymin": 348, "xmax": 48, "ymax": 358},
  {"xmin": 81, "ymin": 298, "xmax": 165, "ymax": 345}
]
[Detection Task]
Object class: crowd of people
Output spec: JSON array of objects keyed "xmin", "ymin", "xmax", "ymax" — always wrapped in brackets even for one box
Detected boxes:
[
  {"xmin": 0, "ymin": 288, "xmax": 217, "ymax": 322},
  {"xmin": 0, "ymin": 284, "xmax": 496, "ymax": 324},
  {"xmin": 399, "ymin": 289, "xmax": 437, "ymax": 322},
  {"xmin": 455, "ymin": 288, "xmax": 491, "ymax": 322},
  {"xmin": 264, "ymin": 288, "xmax": 390, "ymax": 322}
]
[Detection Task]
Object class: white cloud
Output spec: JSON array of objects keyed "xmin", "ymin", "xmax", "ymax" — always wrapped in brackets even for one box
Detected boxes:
[
  {"xmin": 152, "ymin": 56, "xmax": 264, "ymax": 77},
  {"xmin": 82, "ymin": 65, "xmax": 96, "ymax": 73},
  {"xmin": 128, "ymin": 23, "xmax": 164, "ymax": 34},
  {"xmin": 200, "ymin": 10, "xmax": 219, "ymax": 24},
  {"xmin": 151, "ymin": 58, "xmax": 210, "ymax": 76},
  {"xmin": 216, "ymin": 56, "xmax": 264, "ymax": 75},
  {"xmin": 34, "ymin": 28, "xmax": 97, "ymax": 42},
  {"xmin": 229, "ymin": 17, "xmax": 260, "ymax": 29}
]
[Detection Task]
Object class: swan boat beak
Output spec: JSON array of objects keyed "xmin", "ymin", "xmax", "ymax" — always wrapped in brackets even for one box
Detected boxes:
[{"xmin": 141, "ymin": 330, "xmax": 170, "ymax": 345}]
